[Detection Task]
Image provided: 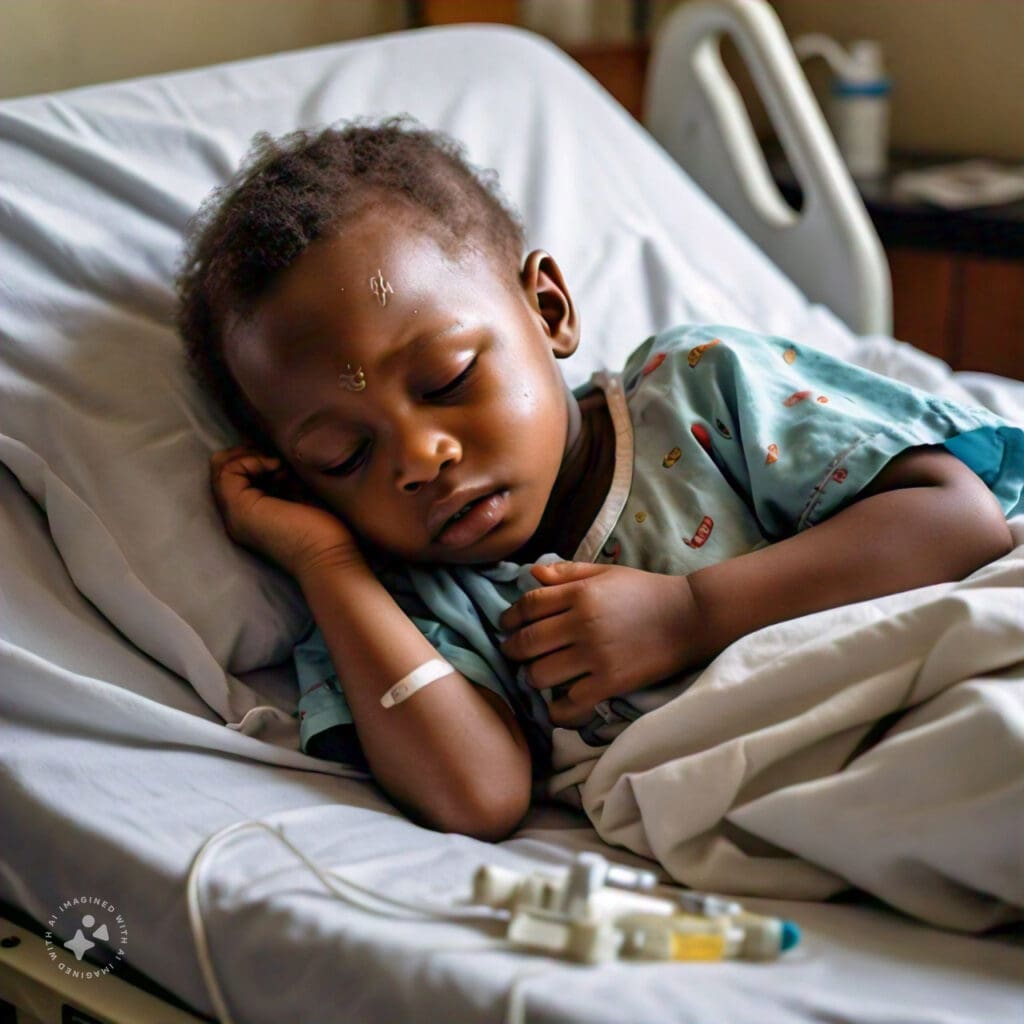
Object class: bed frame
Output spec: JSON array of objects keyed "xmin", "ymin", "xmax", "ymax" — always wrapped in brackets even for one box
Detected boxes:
[
  {"xmin": 0, "ymin": 909, "xmax": 208, "ymax": 1024},
  {"xmin": 645, "ymin": 0, "xmax": 892, "ymax": 335},
  {"xmin": 0, "ymin": 4, "xmax": 893, "ymax": 1022}
]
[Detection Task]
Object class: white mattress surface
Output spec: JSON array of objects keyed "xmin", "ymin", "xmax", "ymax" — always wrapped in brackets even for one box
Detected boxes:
[{"xmin": 1, "ymin": 25, "xmax": 1022, "ymax": 1023}]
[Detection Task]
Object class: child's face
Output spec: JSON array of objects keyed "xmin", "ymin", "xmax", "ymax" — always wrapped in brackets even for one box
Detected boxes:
[{"xmin": 224, "ymin": 207, "xmax": 579, "ymax": 564}]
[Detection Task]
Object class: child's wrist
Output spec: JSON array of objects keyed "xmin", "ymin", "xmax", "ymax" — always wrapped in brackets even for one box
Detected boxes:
[
  {"xmin": 673, "ymin": 572, "xmax": 723, "ymax": 669},
  {"xmin": 688, "ymin": 563, "xmax": 762, "ymax": 667},
  {"xmin": 293, "ymin": 547, "xmax": 372, "ymax": 590}
]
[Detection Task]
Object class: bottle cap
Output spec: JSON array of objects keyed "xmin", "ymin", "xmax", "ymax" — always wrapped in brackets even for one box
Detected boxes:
[{"xmin": 780, "ymin": 920, "xmax": 801, "ymax": 952}]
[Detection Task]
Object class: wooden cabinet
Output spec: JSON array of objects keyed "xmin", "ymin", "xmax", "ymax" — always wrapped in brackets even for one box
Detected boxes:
[
  {"xmin": 958, "ymin": 257, "xmax": 1024, "ymax": 379},
  {"xmin": 566, "ymin": 42, "xmax": 650, "ymax": 120},
  {"xmin": 768, "ymin": 151, "xmax": 1024, "ymax": 380},
  {"xmin": 887, "ymin": 248, "xmax": 956, "ymax": 363},
  {"xmin": 891, "ymin": 249, "xmax": 1024, "ymax": 379}
]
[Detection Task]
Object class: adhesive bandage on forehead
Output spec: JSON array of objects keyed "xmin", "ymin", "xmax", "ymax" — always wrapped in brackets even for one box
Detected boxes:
[
  {"xmin": 338, "ymin": 363, "xmax": 366, "ymax": 391},
  {"xmin": 380, "ymin": 658, "xmax": 454, "ymax": 708},
  {"xmin": 370, "ymin": 268, "xmax": 394, "ymax": 307}
]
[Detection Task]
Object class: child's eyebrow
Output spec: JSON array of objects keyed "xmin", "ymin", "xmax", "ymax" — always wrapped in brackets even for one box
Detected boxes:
[{"xmin": 399, "ymin": 320, "xmax": 466, "ymax": 362}]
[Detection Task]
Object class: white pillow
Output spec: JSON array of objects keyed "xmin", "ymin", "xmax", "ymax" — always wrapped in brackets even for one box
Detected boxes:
[{"xmin": 0, "ymin": 192, "xmax": 310, "ymax": 682}]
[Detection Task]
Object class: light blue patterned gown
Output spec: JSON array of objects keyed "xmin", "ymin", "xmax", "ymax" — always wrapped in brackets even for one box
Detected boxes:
[{"xmin": 294, "ymin": 325, "xmax": 1024, "ymax": 768}]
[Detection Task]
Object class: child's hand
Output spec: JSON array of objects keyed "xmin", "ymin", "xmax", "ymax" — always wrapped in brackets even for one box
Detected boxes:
[
  {"xmin": 210, "ymin": 445, "xmax": 363, "ymax": 579},
  {"xmin": 499, "ymin": 562, "xmax": 705, "ymax": 727}
]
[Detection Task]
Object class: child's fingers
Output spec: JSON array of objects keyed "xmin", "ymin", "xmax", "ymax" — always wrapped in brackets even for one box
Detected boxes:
[
  {"xmin": 520, "ymin": 645, "xmax": 585, "ymax": 692},
  {"xmin": 232, "ymin": 454, "xmax": 282, "ymax": 478},
  {"xmin": 210, "ymin": 444, "xmax": 278, "ymax": 469},
  {"xmin": 271, "ymin": 465, "xmax": 317, "ymax": 503},
  {"xmin": 529, "ymin": 560, "xmax": 608, "ymax": 585},
  {"xmin": 500, "ymin": 562, "xmax": 616, "ymax": 632},
  {"xmin": 209, "ymin": 443, "xmax": 260, "ymax": 468},
  {"xmin": 211, "ymin": 449, "xmax": 281, "ymax": 487},
  {"xmin": 500, "ymin": 609, "xmax": 574, "ymax": 661},
  {"xmin": 498, "ymin": 584, "xmax": 575, "ymax": 632},
  {"xmin": 547, "ymin": 678, "xmax": 603, "ymax": 728},
  {"xmin": 210, "ymin": 456, "xmax": 285, "ymax": 521}
]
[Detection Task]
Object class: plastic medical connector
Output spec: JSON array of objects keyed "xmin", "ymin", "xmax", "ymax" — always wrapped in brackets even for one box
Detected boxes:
[{"xmin": 472, "ymin": 853, "xmax": 801, "ymax": 964}]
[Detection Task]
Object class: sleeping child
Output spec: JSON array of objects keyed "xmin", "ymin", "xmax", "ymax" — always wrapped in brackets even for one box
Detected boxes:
[{"xmin": 176, "ymin": 118, "xmax": 1023, "ymax": 842}]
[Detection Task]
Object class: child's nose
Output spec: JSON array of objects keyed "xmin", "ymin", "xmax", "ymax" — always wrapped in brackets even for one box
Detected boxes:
[{"xmin": 395, "ymin": 429, "xmax": 461, "ymax": 493}]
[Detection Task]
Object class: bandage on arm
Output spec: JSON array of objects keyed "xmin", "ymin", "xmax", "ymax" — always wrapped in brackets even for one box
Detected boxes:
[{"xmin": 380, "ymin": 659, "xmax": 454, "ymax": 708}]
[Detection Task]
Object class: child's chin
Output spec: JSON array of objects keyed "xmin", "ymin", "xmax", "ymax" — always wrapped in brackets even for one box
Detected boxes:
[
  {"xmin": 428, "ymin": 532, "xmax": 527, "ymax": 566},
  {"xmin": 430, "ymin": 546, "xmax": 514, "ymax": 566}
]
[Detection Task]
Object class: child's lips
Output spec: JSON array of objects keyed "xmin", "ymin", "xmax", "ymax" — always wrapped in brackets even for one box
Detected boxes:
[
  {"xmin": 428, "ymin": 484, "xmax": 500, "ymax": 538},
  {"xmin": 435, "ymin": 490, "xmax": 509, "ymax": 549}
]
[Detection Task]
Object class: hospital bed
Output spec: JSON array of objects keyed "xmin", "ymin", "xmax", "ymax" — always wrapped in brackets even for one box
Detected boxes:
[{"xmin": 1, "ymin": 3, "xmax": 1022, "ymax": 1022}]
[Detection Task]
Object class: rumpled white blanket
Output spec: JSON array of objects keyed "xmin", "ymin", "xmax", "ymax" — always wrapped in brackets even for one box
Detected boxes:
[{"xmin": 550, "ymin": 520, "xmax": 1024, "ymax": 932}]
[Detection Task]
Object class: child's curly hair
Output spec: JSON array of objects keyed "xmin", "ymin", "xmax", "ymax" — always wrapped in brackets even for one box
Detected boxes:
[{"xmin": 176, "ymin": 117, "xmax": 525, "ymax": 447}]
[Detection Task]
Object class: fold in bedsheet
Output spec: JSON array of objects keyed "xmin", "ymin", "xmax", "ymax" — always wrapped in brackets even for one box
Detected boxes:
[{"xmin": 559, "ymin": 520, "xmax": 1024, "ymax": 931}]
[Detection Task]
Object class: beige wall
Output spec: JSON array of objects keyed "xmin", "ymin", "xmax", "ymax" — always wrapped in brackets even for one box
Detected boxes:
[
  {"xmin": 2, "ymin": 0, "xmax": 1021, "ymax": 160},
  {"xmin": 0, "ymin": 0, "xmax": 404, "ymax": 99},
  {"xmin": 656, "ymin": 0, "xmax": 1024, "ymax": 160}
]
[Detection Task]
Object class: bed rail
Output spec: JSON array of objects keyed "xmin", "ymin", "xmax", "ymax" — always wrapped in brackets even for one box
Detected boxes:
[{"xmin": 644, "ymin": 0, "xmax": 892, "ymax": 336}]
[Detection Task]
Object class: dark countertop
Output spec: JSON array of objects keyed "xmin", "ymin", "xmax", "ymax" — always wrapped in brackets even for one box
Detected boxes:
[{"xmin": 770, "ymin": 151, "xmax": 1024, "ymax": 260}]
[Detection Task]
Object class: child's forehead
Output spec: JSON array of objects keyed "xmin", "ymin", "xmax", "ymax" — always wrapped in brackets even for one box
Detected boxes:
[
  {"xmin": 273, "ymin": 218, "xmax": 511, "ymax": 319},
  {"xmin": 327, "ymin": 204, "xmax": 478, "ymax": 271},
  {"xmin": 230, "ymin": 229, "xmax": 514, "ymax": 368},
  {"xmin": 326, "ymin": 193, "xmax": 516, "ymax": 279},
  {"xmin": 224, "ymin": 198, "xmax": 524, "ymax": 371}
]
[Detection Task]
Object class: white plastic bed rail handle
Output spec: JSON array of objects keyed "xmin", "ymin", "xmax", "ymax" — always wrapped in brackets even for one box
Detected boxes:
[{"xmin": 644, "ymin": 0, "xmax": 892, "ymax": 336}]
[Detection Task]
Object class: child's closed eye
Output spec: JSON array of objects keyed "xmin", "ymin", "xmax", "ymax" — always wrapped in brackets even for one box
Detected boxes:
[
  {"xmin": 423, "ymin": 357, "xmax": 477, "ymax": 402},
  {"xmin": 322, "ymin": 441, "xmax": 369, "ymax": 478},
  {"xmin": 319, "ymin": 358, "xmax": 478, "ymax": 478}
]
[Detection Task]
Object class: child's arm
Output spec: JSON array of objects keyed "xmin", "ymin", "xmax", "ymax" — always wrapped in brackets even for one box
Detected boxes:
[
  {"xmin": 212, "ymin": 447, "xmax": 532, "ymax": 840},
  {"xmin": 501, "ymin": 447, "xmax": 1014, "ymax": 726}
]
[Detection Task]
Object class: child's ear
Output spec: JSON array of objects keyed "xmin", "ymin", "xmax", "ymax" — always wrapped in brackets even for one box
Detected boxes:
[{"xmin": 520, "ymin": 250, "xmax": 579, "ymax": 358}]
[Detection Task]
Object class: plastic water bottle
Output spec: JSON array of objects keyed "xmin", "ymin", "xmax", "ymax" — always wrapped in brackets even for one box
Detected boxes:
[{"xmin": 794, "ymin": 35, "xmax": 891, "ymax": 179}]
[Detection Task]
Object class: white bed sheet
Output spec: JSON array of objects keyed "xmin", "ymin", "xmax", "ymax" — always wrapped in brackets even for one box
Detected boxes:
[{"xmin": 1, "ymin": 25, "xmax": 1022, "ymax": 1023}]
